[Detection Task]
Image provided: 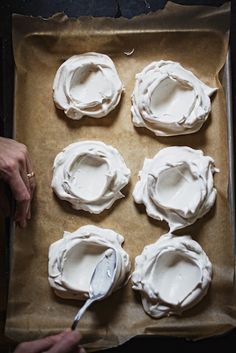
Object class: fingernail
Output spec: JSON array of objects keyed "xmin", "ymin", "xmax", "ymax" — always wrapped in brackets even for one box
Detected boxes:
[
  {"xmin": 26, "ymin": 203, "xmax": 30, "ymax": 214},
  {"xmin": 21, "ymin": 220, "xmax": 27, "ymax": 228},
  {"xmin": 69, "ymin": 330, "xmax": 81, "ymax": 342},
  {"xmin": 63, "ymin": 329, "xmax": 80, "ymax": 339},
  {"xmin": 71, "ymin": 330, "xmax": 80, "ymax": 338},
  {"xmin": 15, "ymin": 220, "xmax": 22, "ymax": 228},
  {"xmin": 79, "ymin": 347, "xmax": 86, "ymax": 353},
  {"xmin": 54, "ymin": 330, "xmax": 68, "ymax": 340}
]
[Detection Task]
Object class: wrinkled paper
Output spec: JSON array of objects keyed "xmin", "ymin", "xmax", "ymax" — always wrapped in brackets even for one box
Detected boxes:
[{"xmin": 5, "ymin": 2, "xmax": 236, "ymax": 351}]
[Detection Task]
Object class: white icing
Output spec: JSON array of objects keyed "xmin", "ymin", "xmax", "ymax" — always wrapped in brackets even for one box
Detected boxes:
[
  {"xmin": 53, "ymin": 52, "xmax": 123, "ymax": 120},
  {"xmin": 89, "ymin": 248, "xmax": 116, "ymax": 299},
  {"xmin": 133, "ymin": 146, "xmax": 218, "ymax": 232},
  {"xmin": 131, "ymin": 60, "xmax": 216, "ymax": 136},
  {"xmin": 132, "ymin": 233, "xmax": 212, "ymax": 318},
  {"xmin": 71, "ymin": 249, "xmax": 117, "ymax": 327},
  {"xmin": 48, "ymin": 225, "xmax": 131, "ymax": 300},
  {"xmin": 51, "ymin": 140, "xmax": 130, "ymax": 214}
]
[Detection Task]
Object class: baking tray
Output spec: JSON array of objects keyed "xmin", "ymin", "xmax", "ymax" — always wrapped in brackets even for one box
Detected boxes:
[{"xmin": 4, "ymin": 3, "xmax": 236, "ymax": 351}]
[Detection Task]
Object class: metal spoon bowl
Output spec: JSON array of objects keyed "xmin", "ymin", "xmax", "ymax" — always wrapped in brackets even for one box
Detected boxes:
[{"xmin": 71, "ymin": 249, "xmax": 116, "ymax": 330}]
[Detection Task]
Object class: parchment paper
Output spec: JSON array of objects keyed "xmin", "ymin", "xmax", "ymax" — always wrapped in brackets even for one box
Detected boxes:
[{"xmin": 5, "ymin": 2, "xmax": 236, "ymax": 351}]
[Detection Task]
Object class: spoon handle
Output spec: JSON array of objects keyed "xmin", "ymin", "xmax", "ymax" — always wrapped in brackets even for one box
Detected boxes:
[{"xmin": 71, "ymin": 298, "xmax": 95, "ymax": 331}]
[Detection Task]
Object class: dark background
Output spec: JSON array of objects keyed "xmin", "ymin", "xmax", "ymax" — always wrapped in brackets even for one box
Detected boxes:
[{"xmin": 0, "ymin": 1, "xmax": 235, "ymax": 352}]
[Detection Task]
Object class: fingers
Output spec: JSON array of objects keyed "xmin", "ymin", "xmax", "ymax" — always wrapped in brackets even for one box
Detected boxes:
[
  {"xmin": 20, "ymin": 169, "xmax": 32, "ymax": 221},
  {"xmin": 14, "ymin": 331, "xmax": 86, "ymax": 353},
  {"xmin": 8, "ymin": 170, "xmax": 31, "ymax": 228},
  {"xmin": 78, "ymin": 347, "xmax": 86, "ymax": 353},
  {"xmin": 20, "ymin": 169, "xmax": 31, "ymax": 214},
  {"xmin": 13, "ymin": 331, "xmax": 68, "ymax": 353},
  {"xmin": 0, "ymin": 138, "xmax": 36, "ymax": 227},
  {"xmin": 47, "ymin": 331, "xmax": 83, "ymax": 353},
  {"xmin": 25, "ymin": 151, "xmax": 36, "ymax": 198},
  {"xmin": 13, "ymin": 331, "xmax": 86, "ymax": 353},
  {"xmin": 25, "ymin": 149, "xmax": 36, "ymax": 221}
]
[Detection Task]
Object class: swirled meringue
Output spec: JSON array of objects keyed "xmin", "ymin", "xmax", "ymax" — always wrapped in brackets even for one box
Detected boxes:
[
  {"xmin": 132, "ymin": 233, "xmax": 212, "ymax": 318},
  {"xmin": 131, "ymin": 60, "xmax": 216, "ymax": 136},
  {"xmin": 51, "ymin": 140, "xmax": 130, "ymax": 214},
  {"xmin": 133, "ymin": 146, "xmax": 218, "ymax": 232},
  {"xmin": 53, "ymin": 52, "xmax": 123, "ymax": 120},
  {"xmin": 48, "ymin": 225, "xmax": 131, "ymax": 300}
]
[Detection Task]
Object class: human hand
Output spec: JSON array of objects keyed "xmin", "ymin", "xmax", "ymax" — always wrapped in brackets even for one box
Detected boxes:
[
  {"xmin": 0, "ymin": 137, "xmax": 36, "ymax": 228},
  {"xmin": 13, "ymin": 330, "xmax": 86, "ymax": 353}
]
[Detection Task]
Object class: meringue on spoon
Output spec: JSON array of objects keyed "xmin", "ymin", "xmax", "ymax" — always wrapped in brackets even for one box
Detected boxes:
[{"xmin": 71, "ymin": 249, "xmax": 116, "ymax": 330}]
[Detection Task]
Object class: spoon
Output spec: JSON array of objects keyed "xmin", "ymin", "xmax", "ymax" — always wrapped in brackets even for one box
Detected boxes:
[{"xmin": 71, "ymin": 249, "xmax": 116, "ymax": 330}]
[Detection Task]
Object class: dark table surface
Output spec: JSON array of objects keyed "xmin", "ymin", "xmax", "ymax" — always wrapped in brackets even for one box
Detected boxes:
[{"xmin": 0, "ymin": 1, "xmax": 235, "ymax": 352}]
